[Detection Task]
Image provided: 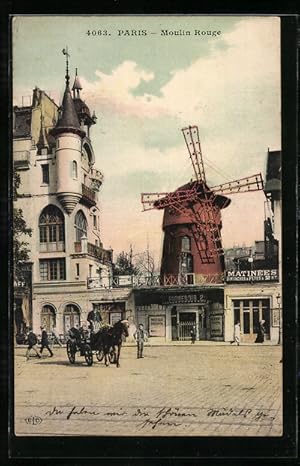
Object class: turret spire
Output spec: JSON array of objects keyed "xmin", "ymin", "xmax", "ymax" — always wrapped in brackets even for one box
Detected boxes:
[
  {"xmin": 62, "ymin": 47, "xmax": 70, "ymax": 86},
  {"xmin": 72, "ymin": 68, "xmax": 83, "ymax": 98}
]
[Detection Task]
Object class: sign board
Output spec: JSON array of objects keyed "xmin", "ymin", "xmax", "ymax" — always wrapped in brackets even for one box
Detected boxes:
[
  {"xmin": 117, "ymin": 275, "xmax": 133, "ymax": 286},
  {"xmin": 225, "ymin": 269, "xmax": 279, "ymax": 283},
  {"xmin": 162, "ymin": 292, "xmax": 209, "ymax": 306},
  {"xmin": 272, "ymin": 308, "xmax": 280, "ymax": 327},
  {"xmin": 149, "ymin": 315, "xmax": 166, "ymax": 337},
  {"xmin": 210, "ymin": 315, "xmax": 223, "ymax": 337}
]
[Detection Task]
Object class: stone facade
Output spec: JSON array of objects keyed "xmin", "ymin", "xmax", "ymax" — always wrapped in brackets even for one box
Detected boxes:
[{"xmin": 13, "ymin": 78, "xmax": 117, "ymax": 336}]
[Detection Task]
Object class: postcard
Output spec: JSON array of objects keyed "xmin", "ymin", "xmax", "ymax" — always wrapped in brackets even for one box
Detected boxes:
[{"xmin": 12, "ymin": 15, "xmax": 283, "ymax": 438}]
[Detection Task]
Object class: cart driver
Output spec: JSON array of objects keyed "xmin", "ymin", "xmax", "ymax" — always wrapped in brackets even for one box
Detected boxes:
[{"xmin": 87, "ymin": 307, "xmax": 102, "ymax": 332}]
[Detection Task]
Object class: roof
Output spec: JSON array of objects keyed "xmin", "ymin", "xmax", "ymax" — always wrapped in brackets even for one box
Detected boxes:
[
  {"xmin": 50, "ymin": 84, "xmax": 85, "ymax": 138},
  {"xmin": 154, "ymin": 180, "xmax": 231, "ymax": 211},
  {"xmin": 72, "ymin": 74, "xmax": 82, "ymax": 91},
  {"xmin": 73, "ymin": 98, "xmax": 91, "ymax": 118},
  {"xmin": 13, "ymin": 107, "xmax": 32, "ymax": 138},
  {"xmin": 265, "ymin": 150, "xmax": 281, "ymax": 193}
]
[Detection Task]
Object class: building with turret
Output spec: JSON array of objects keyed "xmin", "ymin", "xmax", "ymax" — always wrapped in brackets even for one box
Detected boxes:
[{"xmin": 13, "ymin": 64, "xmax": 134, "ymax": 338}]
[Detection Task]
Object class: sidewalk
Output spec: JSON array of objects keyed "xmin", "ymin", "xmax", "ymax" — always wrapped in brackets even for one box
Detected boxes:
[
  {"xmin": 15, "ymin": 340, "xmax": 279, "ymax": 348},
  {"xmin": 123, "ymin": 340, "xmax": 279, "ymax": 347}
]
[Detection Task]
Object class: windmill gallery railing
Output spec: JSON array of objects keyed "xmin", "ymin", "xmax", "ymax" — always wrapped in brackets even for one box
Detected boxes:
[{"xmin": 86, "ymin": 273, "xmax": 224, "ymax": 289}]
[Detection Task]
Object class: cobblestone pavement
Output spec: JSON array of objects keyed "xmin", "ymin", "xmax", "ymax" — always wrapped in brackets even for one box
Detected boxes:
[{"xmin": 14, "ymin": 344, "xmax": 282, "ymax": 437}]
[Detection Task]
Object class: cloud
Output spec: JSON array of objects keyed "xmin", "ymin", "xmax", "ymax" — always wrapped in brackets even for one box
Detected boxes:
[
  {"xmin": 81, "ymin": 17, "xmax": 280, "ymax": 128},
  {"xmin": 81, "ymin": 61, "xmax": 168, "ymax": 118}
]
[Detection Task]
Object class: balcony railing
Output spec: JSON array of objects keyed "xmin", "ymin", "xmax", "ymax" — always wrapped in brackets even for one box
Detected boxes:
[
  {"xmin": 86, "ymin": 273, "xmax": 224, "ymax": 290},
  {"xmin": 40, "ymin": 242, "xmax": 65, "ymax": 253},
  {"xmin": 160, "ymin": 274, "xmax": 224, "ymax": 286},
  {"xmin": 81, "ymin": 183, "xmax": 96, "ymax": 205},
  {"xmin": 14, "ymin": 150, "xmax": 30, "ymax": 169},
  {"xmin": 90, "ymin": 168, "xmax": 104, "ymax": 191},
  {"xmin": 74, "ymin": 241, "xmax": 112, "ymax": 263}
]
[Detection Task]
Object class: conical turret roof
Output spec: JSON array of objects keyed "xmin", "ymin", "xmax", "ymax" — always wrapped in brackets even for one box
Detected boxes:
[
  {"xmin": 50, "ymin": 82, "xmax": 85, "ymax": 138},
  {"xmin": 72, "ymin": 68, "xmax": 82, "ymax": 91}
]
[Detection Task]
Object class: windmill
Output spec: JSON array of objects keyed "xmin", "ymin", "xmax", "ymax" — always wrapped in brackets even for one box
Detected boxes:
[{"xmin": 141, "ymin": 125, "xmax": 264, "ymax": 284}]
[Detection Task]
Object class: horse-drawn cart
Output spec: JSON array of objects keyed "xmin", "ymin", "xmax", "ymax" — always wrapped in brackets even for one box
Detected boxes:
[
  {"xmin": 66, "ymin": 328, "xmax": 94, "ymax": 366},
  {"xmin": 67, "ymin": 320, "xmax": 129, "ymax": 367}
]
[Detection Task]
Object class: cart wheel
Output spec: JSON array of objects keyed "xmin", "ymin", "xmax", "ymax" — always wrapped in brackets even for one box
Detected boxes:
[
  {"xmin": 84, "ymin": 344, "xmax": 93, "ymax": 366},
  {"xmin": 67, "ymin": 340, "xmax": 76, "ymax": 364},
  {"xmin": 96, "ymin": 349, "xmax": 104, "ymax": 361}
]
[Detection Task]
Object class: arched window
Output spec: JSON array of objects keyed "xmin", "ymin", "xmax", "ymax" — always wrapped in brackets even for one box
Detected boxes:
[
  {"xmin": 64, "ymin": 304, "xmax": 80, "ymax": 334},
  {"xmin": 75, "ymin": 210, "xmax": 87, "ymax": 241},
  {"xmin": 41, "ymin": 304, "xmax": 56, "ymax": 332},
  {"xmin": 182, "ymin": 236, "xmax": 191, "ymax": 252},
  {"xmin": 39, "ymin": 205, "xmax": 65, "ymax": 251},
  {"xmin": 72, "ymin": 160, "xmax": 78, "ymax": 179}
]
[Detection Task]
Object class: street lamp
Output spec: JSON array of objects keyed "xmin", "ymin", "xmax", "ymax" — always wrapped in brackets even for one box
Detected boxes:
[{"xmin": 276, "ymin": 293, "xmax": 281, "ymax": 345}]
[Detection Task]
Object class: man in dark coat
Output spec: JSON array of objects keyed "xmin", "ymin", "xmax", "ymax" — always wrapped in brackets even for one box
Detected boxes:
[
  {"xmin": 26, "ymin": 329, "xmax": 41, "ymax": 360},
  {"xmin": 40, "ymin": 326, "xmax": 53, "ymax": 357},
  {"xmin": 133, "ymin": 323, "xmax": 148, "ymax": 359},
  {"xmin": 87, "ymin": 308, "xmax": 102, "ymax": 332},
  {"xmin": 255, "ymin": 320, "xmax": 265, "ymax": 343}
]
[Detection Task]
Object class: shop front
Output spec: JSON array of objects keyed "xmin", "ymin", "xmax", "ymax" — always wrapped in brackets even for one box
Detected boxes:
[
  {"xmin": 134, "ymin": 286, "xmax": 225, "ymax": 342},
  {"xmin": 224, "ymin": 270, "xmax": 281, "ymax": 343},
  {"xmin": 92, "ymin": 301, "xmax": 126, "ymax": 325}
]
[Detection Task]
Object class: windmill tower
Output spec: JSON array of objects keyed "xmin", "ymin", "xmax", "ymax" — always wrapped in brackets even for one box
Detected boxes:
[{"xmin": 141, "ymin": 125, "xmax": 264, "ymax": 285}]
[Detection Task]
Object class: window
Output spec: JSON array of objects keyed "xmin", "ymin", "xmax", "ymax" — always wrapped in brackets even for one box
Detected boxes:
[
  {"xmin": 76, "ymin": 263, "xmax": 80, "ymax": 277},
  {"xmin": 93, "ymin": 214, "xmax": 97, "ymax": 229},
  {"xmin": 89, "ymin": 265, "xmax": 93, "ymax": 277},
  {"xmin": 180, "ymin": 252, "xmax": 193, "ymax": 274},
  {"xmin": 39, "ymin": 205, "xmax": 65, "ymax": 251},
  {"xmin": 75, "ymin": 210, "xmax": 87, "ymax": 241},
  {"xmin": 232, "ymin": 299, "xmax": 271, "ymax": 336},
  {"xmin": 39, "ymin": 259, "xmax": 66, "ymax": 281},
  {"xmin": 182, "ymin": 236, "xmax": 191, "ymax": 252},
  {"xmin": 41, "ymin": 164, "xmax": 49, "ymax": 184},
  {"xmin": 72, "ymin": 160, "xmax": 78, "ymax": 179}
]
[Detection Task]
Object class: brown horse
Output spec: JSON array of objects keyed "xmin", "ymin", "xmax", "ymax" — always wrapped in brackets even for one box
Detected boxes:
[{"xmin": 92, "ymin": 320, "xmax": 129, "ymax": 368}]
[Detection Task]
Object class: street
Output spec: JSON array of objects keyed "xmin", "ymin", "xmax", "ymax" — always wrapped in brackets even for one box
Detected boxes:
[{"xmin": 14, "ymin": 344, "xmax": 282, "ymax": 437}]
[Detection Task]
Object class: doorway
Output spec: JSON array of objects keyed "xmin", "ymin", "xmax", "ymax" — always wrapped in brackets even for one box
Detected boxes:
[
  {"xmin": 41, "ymin": 304, "xmax": 56, "ymax": 332},
  {"xmin": 178, "ymin": 312, "xmax": 196, "ymax": 341},
  {"xmin": 63, "ymin": 304, "xmax": 80, "ymax": 334}
]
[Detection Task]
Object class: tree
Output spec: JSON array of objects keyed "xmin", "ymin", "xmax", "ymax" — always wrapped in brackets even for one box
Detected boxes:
[
  {"xmin": 113, "ymin": 249, "xmax": 137, "ymax": 276},
  {"xmin": 133, "ymin": 251, "xmax": 156, "ymax": 279},
  {"xmin": 13, "ymin": 172, "xmax": 32, "ymax": 283}
]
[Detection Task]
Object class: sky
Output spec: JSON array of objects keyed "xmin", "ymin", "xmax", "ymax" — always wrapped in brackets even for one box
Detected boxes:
[{"xmin": 13, "ymin": 16, "xmax": 281, "ymax": 266}]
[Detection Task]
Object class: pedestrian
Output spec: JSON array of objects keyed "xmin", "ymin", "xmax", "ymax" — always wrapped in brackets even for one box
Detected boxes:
[
  {"xmin": 40, "ymin": 326, "xmax": 53, "ymax": 357},
  {"xmin": 255, "ymin": 320, "xmax": 265, "ymax": 343},
  {"xmin": 25, "ymin": 328, "xmax": 41, "ymax": 360},
  {"xmin": 133, "ymin": 323, "xmax": 148, "ymax": 359},
  {"xmin": 51, "ymin": 325, "xmax": 63, "ymax": 347},
  {"xmin": 190, "ymin": 326, "xmax": 196, "ymax": 344},
  {"xmin": 230, "ymin": 321, "xmax": 241, "ymax": 345}
]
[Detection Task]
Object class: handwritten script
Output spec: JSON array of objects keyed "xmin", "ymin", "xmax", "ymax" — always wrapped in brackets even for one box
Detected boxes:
[{"xmin": 20, "ymin": 404, "xmax": 278, "ymax": 434}]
